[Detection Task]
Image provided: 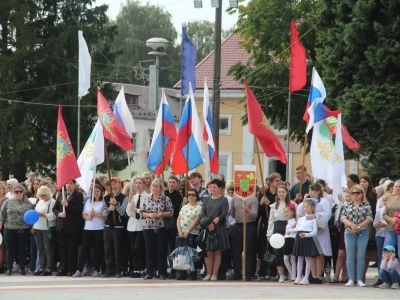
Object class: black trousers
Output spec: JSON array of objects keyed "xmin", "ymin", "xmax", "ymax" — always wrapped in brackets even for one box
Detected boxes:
[
  {"xmin": 4, "ymin": 228, "xmax": 30, "ymax": 270},
  {"xmin": 128, "ymin": 231, "xmax": 146, "ymax": 271},
  {"xmin": 232, "ymin": 222, "xmax": 257, "ymax": 277},
  {"xmin": 167, "ymin": 228, "xmax": 178, "ymax": 268},
  {"xmin": 77, "ymin": 230, "xmax": 104, "ymax": 272},
  {"xmin": 58, "ymin": 231, "xmax": 81, "ymax": 273},
  {"xmin": 143, "ymin": 228, "xmax": 168, "ymax": 277},
  {"xmin": 103, "ymin": 227, "xmax": 124, "ymax": 275},
  {"xmin": 120, "ymin": 229, "xmax": 130, "ymax": 273}
]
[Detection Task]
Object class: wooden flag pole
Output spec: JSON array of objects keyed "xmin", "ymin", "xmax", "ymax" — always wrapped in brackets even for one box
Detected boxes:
[
  {"xmin": 104, "ymin": 139, "xmax": 116, "ymax": 223},
  {"xmin": 242, "ymin": 198, "xmax": 247, "ymax": 282},
  {"xmin": 90, "ymin": 159, "xmax": 97, "ymax": 211},
  {"xmin": 255, "ymin": 138, "xmax": 269, "ymax": 218},
  {"xmin": 298, "ymin": 132, "xmax": 308, "ymax": 199},
  {"xmin": 62, "ymin": 186, "xmax": 66, "ymax": 213}
]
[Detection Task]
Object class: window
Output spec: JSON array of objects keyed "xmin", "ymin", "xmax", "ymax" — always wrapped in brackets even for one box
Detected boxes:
[
  {"xmin": 125, "ymin": 93, "xmax": 139, "ymax": 106},
  {"xmin": 206, "ymin": 152, "xmax": 232, "ymax": 180},
  {"xmin": 130, "ymin": 171, "xmax": 137, "ymax": 178},
  {"xmin": 219, "ymin": 115, "xmax": 232, "ymax": 135},
  {"xmin": 148, "ymin": 129, "xmax": 154, "ymax": 148}
]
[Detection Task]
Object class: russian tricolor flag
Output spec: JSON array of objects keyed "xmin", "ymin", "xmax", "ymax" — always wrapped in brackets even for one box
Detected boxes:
[
  {"xmin": 147, "ymin": 89, "xmax": 177, "ymax": 176},
  {"xmin": 171, "ymin": 82, "xmax": 205, "ymax": 175},
  {"xmin": 303, "ymin": 68, "xmax": 341, "ymax": 133},
  {"xmin": 113, "ymin": 85, "xmax": 136, "ymax": 137},
  {"xmin": 202, "ymin": 79, "xmax": 219, "ymax": 174}
]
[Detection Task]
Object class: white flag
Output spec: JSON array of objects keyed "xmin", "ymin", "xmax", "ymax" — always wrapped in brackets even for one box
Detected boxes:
[
  {"xmin": 78, "ymin": 30, "xmax": 91, "ymax": 98},
  {"xmin": 76, "ymin": 120, "xmax": 104, "ymax": 194},
  {"xmin": 310, "ymin": 120, "xmax": 334, "ymax": 182},
  {"xmin": 113, "ymin": 86, "xmax": 136, "ymax": 136},
  {"xmin": 328, "ymin": 114, "xmax": 347, "ymax": 196}
]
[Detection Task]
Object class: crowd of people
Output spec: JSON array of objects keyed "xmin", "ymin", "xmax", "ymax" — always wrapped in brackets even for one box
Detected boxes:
[{"xmin": 0, "ymin": 167, "xmax": 399, "ymax": 290}]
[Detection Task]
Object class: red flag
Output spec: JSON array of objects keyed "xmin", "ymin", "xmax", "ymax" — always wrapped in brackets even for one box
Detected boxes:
[
  {"xmin": 244, "ymin": 79, "xmax": 287, "ymax": 164},
  {"xmin": 289, "ymin": 21, "xmax": 307, "ymax": 93},
  {"xmin": 97, "ymin": 90, "xmax": 134, "ymax": 151},
  {"xmin": 56, "ymin": 106, "xmax": 81, "ymax": 188}
]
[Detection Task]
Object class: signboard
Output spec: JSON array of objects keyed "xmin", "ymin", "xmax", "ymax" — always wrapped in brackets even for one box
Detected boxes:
[{"xmin": 234, "ymin": 165, "xmax": 256, "ymax": 199}]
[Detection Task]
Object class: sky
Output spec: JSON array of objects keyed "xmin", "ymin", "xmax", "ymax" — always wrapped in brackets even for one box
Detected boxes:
[{"xmin": 94, "ymin": 0, "xmax": 243, "ymax": 32}]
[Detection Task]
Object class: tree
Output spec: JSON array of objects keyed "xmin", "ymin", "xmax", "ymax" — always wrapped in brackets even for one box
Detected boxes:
[
  {"xmin": 111, "ymin": 0, "xmax": 180, "ymax": 88},
  {"xmin": 0, "ymin": 0, "xmax": 125, "ymax": 181},
  {"xmin": 315, "ymin": 0, "xmax": 400, "ymax": 180},
  {"xmin": 182, "ymin": 20, "xmax": 234, "ymax": 63},
  {"xmin": 228, "ymin": 0, "xmax": 319, "ymax": 144}
]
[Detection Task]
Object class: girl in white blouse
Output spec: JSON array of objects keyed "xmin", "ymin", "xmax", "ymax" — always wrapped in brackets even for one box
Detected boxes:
[
  {"xmin": 126, "ymin": 177, "xmax": 149, "ymax": 278},
  {"xmin": 283, "ymin": 203, "xmax": 297, "ymax": 281},
  {"xmin": 32, "ymin": 186, "xmax": 56, "ymax": 276}
]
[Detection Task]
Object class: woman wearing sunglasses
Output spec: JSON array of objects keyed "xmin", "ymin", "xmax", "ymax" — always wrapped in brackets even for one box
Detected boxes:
[
  {"xmin": 175, "ymin": 188, "xmax": 202, "ymax": 280},
  {"xmin": 0, "ymin": 184, "xmax": 34, "ymax": 275},
  {"xmin": 341, "ymin": 185, "xmax": 373, "ymax": 287}
]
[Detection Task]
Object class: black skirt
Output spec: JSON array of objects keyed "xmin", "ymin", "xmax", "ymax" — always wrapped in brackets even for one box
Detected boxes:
[
  {"xmin": 293, "ymin": 232, "xmax": 321, "ymax": 257},
  {"xmin": 272, "ymin": 220, "xmax": 287, "ymax": 267},
  {"xmin": 283, "ymin": 237, "xmax": 295, "ymax": 256}
]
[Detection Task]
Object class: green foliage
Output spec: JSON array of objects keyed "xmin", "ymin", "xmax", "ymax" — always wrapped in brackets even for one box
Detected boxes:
[
  {"xmin": 0, "ymin": 0, "xmax": 125, "ymax": 180},
  {"xmin": 315, "ymin": 0, "xmax": 400, "ymax": 180},
  {"xmin": 229, "ymin": 0, "xmax": 318, "ymax": 144},
  {"xmin": 111, "ymin": 0, "xmax": 180, "ymax": 87}
]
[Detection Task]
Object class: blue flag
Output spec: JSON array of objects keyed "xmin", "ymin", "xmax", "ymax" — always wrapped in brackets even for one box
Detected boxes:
[{"xmin": 181, "ymin": 27, "xmax": 197, "ymax": 95}]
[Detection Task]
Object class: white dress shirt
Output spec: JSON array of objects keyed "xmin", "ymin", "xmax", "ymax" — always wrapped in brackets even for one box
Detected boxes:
[{"xmin": 126, "ymin": 191, "xmax": 149, "ymax": 232}]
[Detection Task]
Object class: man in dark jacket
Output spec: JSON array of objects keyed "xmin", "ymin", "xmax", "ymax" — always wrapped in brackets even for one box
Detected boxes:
[
  {"xmin": 53, "ymin": 180, "xmax": 84, "ymax": 276},
  {"xmin": 101, "ymin": 177, "xmax": 128, "ymax": 278}
]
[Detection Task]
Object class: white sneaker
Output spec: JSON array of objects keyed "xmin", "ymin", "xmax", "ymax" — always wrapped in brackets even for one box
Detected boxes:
[
  {"xmin": 391, "ymin": 283, "xmax": 399, "ymax": 289},
  {"xmin": 357, "ymin": 280, "xmax": 366, "ymax": 287},
  {"xmin": 12, "ymin": 264, "xmax": 20, "ymax": 273},
  {"xmin": 379, "ymin": 283, "xmax": 390, "ymax": 289},
  {"xmin": 345, "ymin": 280, "xmax": 355, "ymax": 287},
  {"xmin": 294, "ymin": 278, "xmax": 301, "ymax": 285},
  {"xmin": 279, "ymin": 276, "xmax": 286, "ymax": 283},
  {"xmin": 299, "ymin": 278, "xmax": 310, "ymax": 285}
]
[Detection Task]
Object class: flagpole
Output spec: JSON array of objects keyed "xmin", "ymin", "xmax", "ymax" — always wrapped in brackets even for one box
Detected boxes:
[
  {"xmin": 90, "ymin": 159, "xmax": 97, "ymax": 211},
  {"xmin": 255, "ymin": 138, "xmax": 268, "ymax": 217},
  {"xmin": 127, "ymin": 150, "xmax": 132, "ymax": 178},
  {"xmin": 161, "ymin": 95, "xmax": 165, "ymax": 182},
  {"xmin": 104, "ymin": 139, "xmax": 116, "ymax": 223},
  {"xmin": 62, "ymin": 186, "xmax": 66, "ymax": 213},
  {"xmin": 77, "ymin": 97, "xmax": 81, "ymax": 156},
  {"xmin": 286, "ymin": 92, "xmax": 291, "ymax": 180},
  {"xmin": 242, "ymin": 198, "xmax": 247, "ymax": 282}
]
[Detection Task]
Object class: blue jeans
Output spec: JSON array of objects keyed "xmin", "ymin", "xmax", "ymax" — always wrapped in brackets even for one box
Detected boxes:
[
  {"xmin": 379, "ymin": 268, "xmax": 400, "ymax": 284},
  {"xmin": 383, "ymin": 231, "xmax": 400, "ymax": 253},
  {"xmin": 376, "ymin": 236, "xmax": 385, "ymax": 272},
  {"xmin": 345, "ymin": 229, "xmax": 369, "ymax": 281}
]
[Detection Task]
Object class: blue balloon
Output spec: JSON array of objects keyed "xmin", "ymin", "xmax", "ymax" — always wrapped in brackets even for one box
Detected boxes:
[{"xmin": 24, "ymin": 210, "xmax": 40, "ymax": 225}]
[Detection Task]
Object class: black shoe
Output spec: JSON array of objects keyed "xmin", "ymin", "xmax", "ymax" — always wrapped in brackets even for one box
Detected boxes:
[
  {"xmin": 168, "ymin": 273, "xmax": 176, "ymax": 279},
  {"xmin": 56, "ymin": 272, "xmax": 67, "ymax": 276},
  {"xmin": 370, "ymin": 262, "xmax": 378, "ymax": 268},
  {"xmin": 0, "ymin": 268, "xmax": 4, "ymax": 274},
  {"xmin": 67, "ymin": 272, "xmax": 73, "ymax": 277},
  {"xmin": 121, "ymin": 272, "xmax": 129, "ymax": 277},
  {"xmin": 310, "ymin": 277, "xmax": 322, "ymax": 284},
  {"xmin": 6, "ymin": 270, "xmax": 11, "ymax": 276},
  {"xmin": 154, "ymin": 274, "xmax": 160, "ymax": 278},
  {"xmin": 143, "ymin": 275, "xmax": 153, "ymax": 280},
  {"xmin": 190, "ymin": 273, "xmax": 197, "ymax": 281},
  {"xmin": 245, "ymin": 277, "xmax": 251, "ymax": 281},
  {"xmin": 102, "ymin": 273, "xmax": 114, "ymax": 278},
  {"xmin": 217, "ymin": 274, "xmax": 226, "ymax": 280},
  {"xmin": 177, "ymin": 274, "xmax": 187, "ymax": 280},
  {"xmin": 116, "ymin": 273, "xmax": 121, "ymax": 278},
  {"xmin": 201, "ymin": 271, "xmax": 207, "ymax": 278},
  {"xmin": 33, "ymin": 270, "xmax": 43, "ymax": 276},
  {"xmin": 159, "ymin": 275, "xmax": 167, "ymax": 280},
  {"xmin": 20, "ymin": 270, "xmax": 26, "ymax": 275},
  {"xmin": 130, "ymin": 272, "xmax": 141, "ymax": 278},
  {"xmin": 227, "ymin": 275, "xmax": 242, "ymax": 281},
  {"xmin": 141, "ymin": 272, "xmax": 146, "ymax": 278},
  {"xmin": 373, "ymin": 279, "xmax": 383, "ymax": 288},
  {"xmin": 41, "ymin": 271, "xmax": 52, "ymax": 276}
]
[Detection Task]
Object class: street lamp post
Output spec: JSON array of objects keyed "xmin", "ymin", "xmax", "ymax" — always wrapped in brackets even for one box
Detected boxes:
[
  {"xmin": 146, "ymin": 38, "xmax": 170, "ymax": 109},
  {"xmin": 193, "ymin": 0, "xmax": 239, "ymax": 164}
]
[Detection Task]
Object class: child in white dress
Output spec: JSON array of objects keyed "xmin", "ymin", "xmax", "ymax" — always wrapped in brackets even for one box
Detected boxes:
[{"xmin": 283, "ymin": 203, "xmax": 297, "ymax": 281}]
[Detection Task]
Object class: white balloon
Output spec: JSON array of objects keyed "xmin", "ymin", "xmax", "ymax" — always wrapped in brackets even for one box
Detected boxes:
[{"xmin": 270, "ymin": 233, "xmax": 285, "ymax": 249}]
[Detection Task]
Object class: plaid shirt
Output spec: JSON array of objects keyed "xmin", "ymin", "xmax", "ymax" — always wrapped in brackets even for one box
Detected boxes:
[{"xmin": 340, "ymin": 202, "xmax": 373, "ymax": 227}]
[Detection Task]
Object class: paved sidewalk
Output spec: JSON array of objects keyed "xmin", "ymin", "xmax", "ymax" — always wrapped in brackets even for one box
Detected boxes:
[{"xmin": 0, "ymin": 270, "xmax": 397, "ymax": 300}]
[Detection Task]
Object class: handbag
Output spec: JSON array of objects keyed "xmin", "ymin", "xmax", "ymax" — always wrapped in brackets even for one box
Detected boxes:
[
  {"xmin": 262, "ymin": 243, "xmax": 276, "ymax": 265},
  {"xmin": 172, "ymin": 238, "xmax": 191, "ymax": 270},
  {"xmin": 195, "ymin": 229, "xmax": 207, "ymax": 251},
  {"xmin": 162, "ymin": 197, "xmax": 176, "ymax": 230},
  {"xmin": 366, "ymin": 223, "xmax": 377, "ymax": 251},
  {"xmin": 206, "ymin": 231, "xmax": 222, "ymax": 251},
  {"xmin": 46, "ymin": 202, "xmax": 56, "ymax": 240}
]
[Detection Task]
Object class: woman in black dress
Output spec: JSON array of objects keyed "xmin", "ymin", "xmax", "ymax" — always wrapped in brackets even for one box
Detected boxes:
[{"xmin": 200, "ymin": 179, "xmax": 230, "ymax": 281}]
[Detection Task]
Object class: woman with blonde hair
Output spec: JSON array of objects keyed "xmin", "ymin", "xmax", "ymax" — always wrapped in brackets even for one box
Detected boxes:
[
  {"xmin": 140, "ymin": 178, "xmax": 173, "ymax": 279},
  {"xmin": 0, "ymin": 182, "xmax": 8, "ymax": 273},
  {"xmin": 141, "ymin": 172, "xmax": 154, "ymax": 194},
  {"xmin": 32, "ymin": 186, "xmax": 56, "ymax": 276},
  {"xmin": 341, "ymin": 184, "xmax": 373, "ymax": 287}
]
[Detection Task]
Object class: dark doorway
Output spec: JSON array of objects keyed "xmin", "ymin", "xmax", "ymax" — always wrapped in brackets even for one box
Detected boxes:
[{"xmin": 275, "ymin": 160, "xmax": 287, "ymax": 181}]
